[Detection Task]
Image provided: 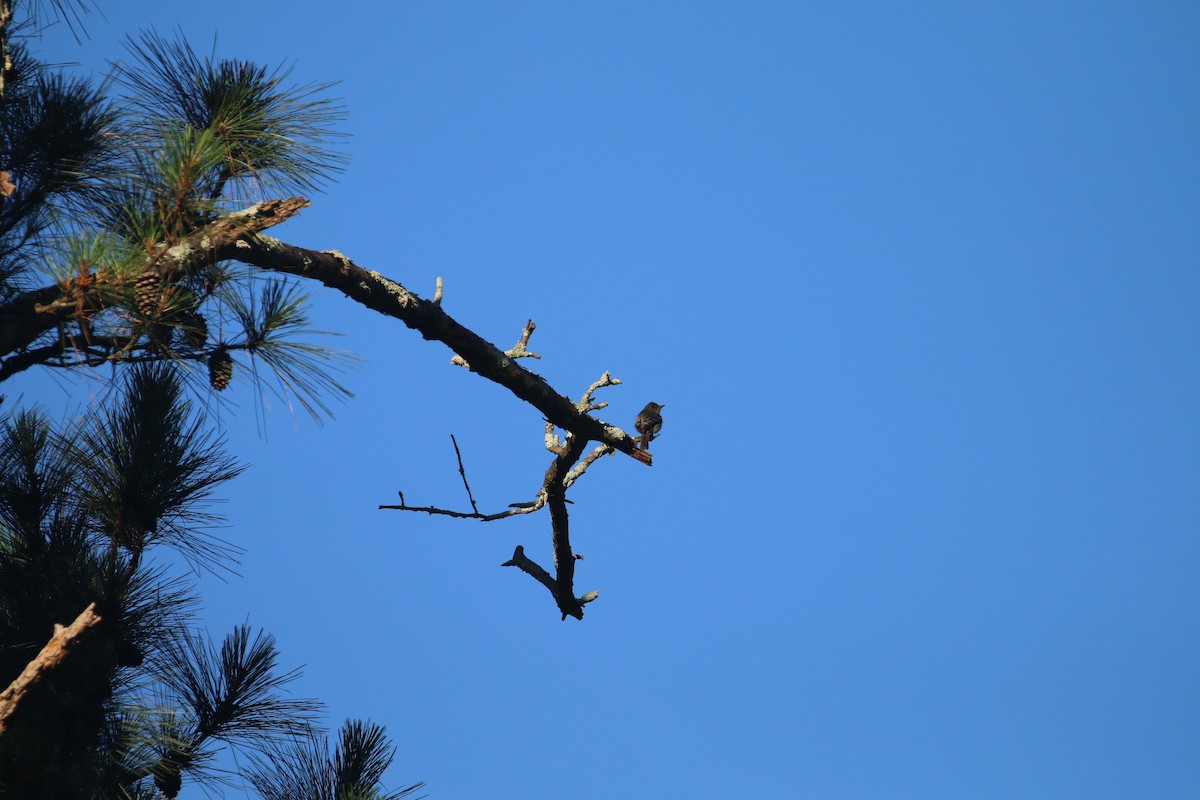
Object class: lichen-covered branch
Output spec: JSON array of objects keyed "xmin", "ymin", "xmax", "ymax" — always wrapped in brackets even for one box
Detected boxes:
[
  {"xmin": 564, "ymin": 443, "xmax": 616, "ymax": 490},
  {"xmin": 577, "ymin": 370, "xmax": 620, "ymax": 413},
  {"xmin": 227, "ymin": 233, "xmax": 646, "ymax": 459},
  {"xmin": 451, "ymin": 317, "xmax": 540, "ymax": 369},
  {"xmin": 1, "ymin": 199, "xmax": 650, "ymax": 462}
]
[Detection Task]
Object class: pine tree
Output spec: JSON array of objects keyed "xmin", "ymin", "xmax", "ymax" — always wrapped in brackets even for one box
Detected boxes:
[
  {"xmin": 0, "ymin": 365, "xmax": 423, "ymax": 798},
  {"xmin": 0, "ymin": 4, "xmax": 423, "ymax": 797},
  {"xmin": 0, "ymin": 6, "xmax": 355, "ymax": 413}
]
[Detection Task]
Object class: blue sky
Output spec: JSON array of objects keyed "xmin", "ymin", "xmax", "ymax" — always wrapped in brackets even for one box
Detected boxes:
[{"xmin": 20, "ymin": 2, "xmax": 1200, "ymax": 798}]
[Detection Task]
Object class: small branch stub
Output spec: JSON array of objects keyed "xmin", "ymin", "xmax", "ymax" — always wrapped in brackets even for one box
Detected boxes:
[{"xmin": 451, "ymin": 318, "xmax": 540, "ymax": 370}]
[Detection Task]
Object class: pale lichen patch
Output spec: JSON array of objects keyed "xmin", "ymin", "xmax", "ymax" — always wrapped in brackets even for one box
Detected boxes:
[
  {"xmin": 602, "ymin": 425, "xmax": 626, "ymax": 440},
  {"xmin": 365, "ymin": 269, "xmax": 418, "ymax": 306},
  {"xmin": 166, "ymin": 242, "xmax": 192, "ymax": 262},
  {"xmin": 227, "ymin": 201, "xmax": 263, "ymax": 220}
]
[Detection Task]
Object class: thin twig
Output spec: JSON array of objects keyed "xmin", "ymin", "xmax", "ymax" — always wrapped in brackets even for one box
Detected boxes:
[
  {"xmin": 450, "ymin": 434, "xmax": 479, "ymax": 514},
  {"xmin": 379, "ymin": 489, "xmax": 545, "ymax": 521}
]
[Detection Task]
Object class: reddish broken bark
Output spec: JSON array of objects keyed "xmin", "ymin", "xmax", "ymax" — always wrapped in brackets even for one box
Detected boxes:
[{"xmin": 0, "ymin": 603, "xmax": 103, "ymax": 736}]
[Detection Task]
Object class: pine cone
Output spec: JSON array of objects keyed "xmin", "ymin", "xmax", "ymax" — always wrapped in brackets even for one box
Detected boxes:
[
  {"xmin": 180, "ymin": 310, "xmax": 208, "ymax": 350},
  {"xmin": 133, "ymin": 272, "xmax": 162, "ymax": 317},
  {"xmin": 116, "ymin": 639, "xmax": 144, "ymax": 668},
  {"xmin": 207, "ymin": 348, "xmax": 233, "ymax": 391},
  {"xmin": 151, "ymin": 321, "xmax": 176, "ymax": 347},
  {"xmin": 153, "ymin": 759, "xmax": 182, "ymax": 798}
]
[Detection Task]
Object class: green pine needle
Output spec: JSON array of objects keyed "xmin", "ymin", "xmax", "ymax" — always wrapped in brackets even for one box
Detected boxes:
[{"xmin": 115, "ymin": 29, "xmax": 349, "ymax": 201}]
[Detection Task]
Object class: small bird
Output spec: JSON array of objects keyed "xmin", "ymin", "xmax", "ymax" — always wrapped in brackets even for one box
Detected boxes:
[{"xmin": 635, "ymin": 402, "xmax": 665, "ymax": 451}]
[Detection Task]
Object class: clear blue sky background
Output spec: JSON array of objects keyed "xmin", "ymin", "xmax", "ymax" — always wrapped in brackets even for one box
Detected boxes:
[{"xmin": 20, "ymin": 2, "xmax": 1200, "ymax": 798}]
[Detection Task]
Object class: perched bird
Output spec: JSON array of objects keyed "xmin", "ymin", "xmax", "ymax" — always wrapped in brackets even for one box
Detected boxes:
[{"xmin": 635, "ymin": 402, "xmax": 665, "ymax": 451}]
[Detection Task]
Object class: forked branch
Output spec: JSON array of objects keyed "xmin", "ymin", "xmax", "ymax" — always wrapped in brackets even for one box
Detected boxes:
[
  {"xmin": 451, "ymin": 318, "xmax": 540, "ymax": 369},
  {"xmin": 383, "ymin": 372, "xmax": 625, "ymax": 619}
]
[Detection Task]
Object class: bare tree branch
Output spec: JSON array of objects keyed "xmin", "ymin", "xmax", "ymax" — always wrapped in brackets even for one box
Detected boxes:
[
  {"xmin": 450, "ymin": 434, "xmax": 480, "ymax": 515},
  {"xmin": 0, "ymin": 200, "xmax": 651, "ymax": 462},
  {"xmin": 577, "ymin": 370, "xmax": 620, "ymax": 413},
  {"xmin": 225, "ymin": 232, "xmax": 648, "ymax": 460},
  {"xmin": 382, "ymin": 367, "xmax": 629, "ymax": 618},
  {"xmin": 0, "ymin": 603, "xmax": 103, "ymax": 737},
  {"xmin": 500, "ymin": 546, "xmax": 601, "ymax": 621},
  {"xmin": 565, "ymin": 443, "xmax": 616, "ymax": 490},
  {"xmin": 451, "ymin": 317, "xmax": 540, "ymax": 369},
  {"xmin": 379, "ymin": 488, "xmax": 546, "ymax": 522}
]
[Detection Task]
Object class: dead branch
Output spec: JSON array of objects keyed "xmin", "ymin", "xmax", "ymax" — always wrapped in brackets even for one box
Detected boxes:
[
  {"xmin": 503, "ymin": 431, "xmax": 597, "ymax": 619},
  {"xmin": 213, "ymin": 229, "xmax": 647, "ymax": 459},
  {"xmin": 505, "ymin": 318, "xmax": 540, "ymax": 360},
  {"xmin": 1, "ymin": 200, "xmax": 652, "ymax": 463},
  {"xmin": 564, "ymin": 443, "xmax": 616, "ymax": 490},
  {"xmin": 500, "ymin": 545, "xmax": 555, "ymax": 592},
  {"xmin": 543, "ymin": 418, "xmax": 566, "ymax": 454},
  {"xmin": 0, "ymin": 603, "xmax": 103, "ymax": 736},
  {"xmin": 385, "ymin": 368, "xmax": 629, "ymax": 617},
  {"xmin": 577, "ymin": 370, "xmax": 620, "ymax": 414},
  {"xmin": 379, "ymin": 488, "xmax": 546, "ymax": 521},
  {"xmin": 500, "ymin": 546, "xmax": 599, "ymax": 621},
  {"xmin": 451, "ymin": 317, "xmax": 540, "ymax": 369},
  {"xmin": 450, "ymin": 434, "xmax": 480, "ymax": 514}
]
